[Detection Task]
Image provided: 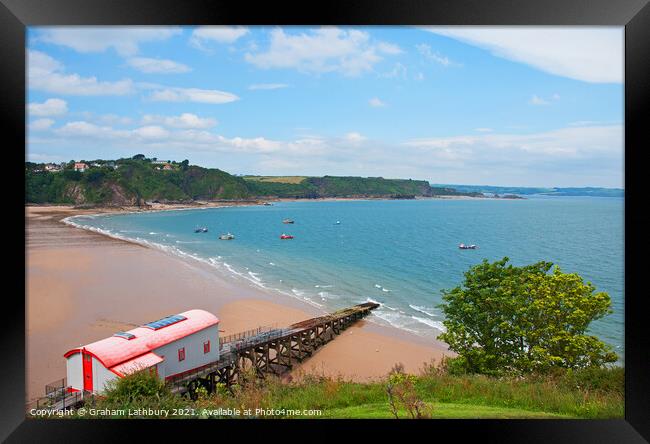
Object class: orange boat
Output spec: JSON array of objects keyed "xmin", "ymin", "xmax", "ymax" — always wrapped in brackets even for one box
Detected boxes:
[{"xmin": 280, "ymin": 234, "xmax": 294, "ymax": 239}]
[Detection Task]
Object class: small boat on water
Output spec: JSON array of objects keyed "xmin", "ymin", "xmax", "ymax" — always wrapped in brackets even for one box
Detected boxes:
[
  {"xmin": 335, "ymin": 220, "xmax": 341, "ymax": 225},
  {"xmin": 280, "ymin": 234, "xmax": 294, "ymax": 239},
  {"xmin": 219, "ymin": 233, "xmax": 235, "ymax": 240},
  {"xmin": 458, "ymin": 243, "xmax": 478, "ymax": 249},
  {"xmin": 194, "ymin": 227, "xmax": 208, "ymax": 233},
  {"xmin": 282, "ymin": 219, "xmax": 295, "ymax": 224},
  {"xmin": 263, "ymin": 202, "xmax": 273, "ymax": 206}
]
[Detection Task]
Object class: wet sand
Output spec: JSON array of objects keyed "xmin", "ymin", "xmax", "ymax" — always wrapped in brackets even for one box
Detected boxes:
[{"xmin": 26, "ymin": 205, "xmax": 451, "ymax": 406}]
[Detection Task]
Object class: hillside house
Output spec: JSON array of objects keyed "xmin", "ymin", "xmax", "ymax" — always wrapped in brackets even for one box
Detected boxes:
[
  {"xmin": 44, "ymin": 163, "xmax": 62, "ymax": 172},
  {"xmin": 74, "ymin": 162, "xmax": 88, "ymax": 172}
]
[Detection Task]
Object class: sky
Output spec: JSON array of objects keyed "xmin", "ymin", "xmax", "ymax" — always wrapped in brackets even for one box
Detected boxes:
[{"xmin": 26, "ymin": 26, "xmax": 624, "ymax": 188}]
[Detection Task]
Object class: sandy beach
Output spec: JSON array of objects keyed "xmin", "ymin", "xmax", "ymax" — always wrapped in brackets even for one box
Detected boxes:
[{"xmin": 26, "ymin": 205, "xmax": 451, "ymax": 406}]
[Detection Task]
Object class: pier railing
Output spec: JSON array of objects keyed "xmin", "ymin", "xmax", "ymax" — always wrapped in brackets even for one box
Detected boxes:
[
  {"xmin": 226, "ymin": 328, "xmax": 291, "ymax": 351},
  {"xmin": 218, "ymin": 323, "xmax": 280, "ymax": 349},
  {"xmin": 45, "ymin": 378, "xmax": 66, "ymax": 397},
  {"xmin": 35, "ymin": 388, "xmax": 87, "ymax": 411}
]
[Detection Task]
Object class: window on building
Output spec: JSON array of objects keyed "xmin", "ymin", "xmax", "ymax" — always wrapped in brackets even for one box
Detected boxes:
[
  {"xmin": 178, "ymin": 347, "xmax": 185, "ymax": 361},
  {"xmin": 203, "ymin": 340, "xmax": 210, "ymax": 354}
]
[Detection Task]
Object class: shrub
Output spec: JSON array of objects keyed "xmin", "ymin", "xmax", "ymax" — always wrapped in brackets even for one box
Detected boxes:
[
  {"xmin": 438, "ymin": 257, "xmax": 618, "ymax": 375},
  {"xmin": 386, "ymin": 363, "xmax": 432, "ymax": 419}
]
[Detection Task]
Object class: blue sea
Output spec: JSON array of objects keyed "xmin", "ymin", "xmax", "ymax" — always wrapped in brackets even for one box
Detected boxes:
[{"xmin": 65, "ymin": 197, "xmax": 624, "ymax": 359}]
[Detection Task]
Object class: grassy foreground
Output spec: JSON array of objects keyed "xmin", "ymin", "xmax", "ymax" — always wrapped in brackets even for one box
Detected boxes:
[{"xmin": 81, "ymin": 361, "xmax": 623, "ymax": 419}]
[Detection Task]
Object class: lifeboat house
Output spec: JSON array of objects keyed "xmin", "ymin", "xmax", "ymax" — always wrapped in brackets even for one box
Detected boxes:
[{"xmin": 63, "ymin": 309, "xmax": 220, "ymax": 394}]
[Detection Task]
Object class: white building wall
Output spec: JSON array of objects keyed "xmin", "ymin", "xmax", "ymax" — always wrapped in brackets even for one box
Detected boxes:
[
  {"xmin": 66, "ymin": 353, "xmax": 83, "ymax": 391},
  {"xmin": 153, "ymin": 325, "xmax": 219, "ymax": 379},
  {"xmin": 92, "ymin": 357, "xmax": 119, "ymax": 394}
]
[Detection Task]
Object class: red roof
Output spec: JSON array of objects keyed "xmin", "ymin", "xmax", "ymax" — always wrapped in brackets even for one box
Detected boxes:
[
  {"xmin": 110, "ymin": 352, "xmax": 164, "ymax": 376},
  {"xmin": 64, "ymin": 309, "xmax": 219, "ymax": 369}
]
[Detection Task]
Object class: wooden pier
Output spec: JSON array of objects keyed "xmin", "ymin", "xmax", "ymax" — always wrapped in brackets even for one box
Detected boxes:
[
  {"xmin": 33, "ymin": 302, "xmax": 379, "ymax": 410},
  {"xmin": 167, "ymin": 302, "xmax": 379, "ymax": 398}
]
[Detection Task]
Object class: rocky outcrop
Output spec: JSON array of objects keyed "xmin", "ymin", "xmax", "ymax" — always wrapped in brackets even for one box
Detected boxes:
[
  {"xmin": 63, "ymin": 183, "xmax": 86, "ymax": 205},
  {"xmin": 108, "ymin": 183, "xmax": 139, "ymax": 206}
]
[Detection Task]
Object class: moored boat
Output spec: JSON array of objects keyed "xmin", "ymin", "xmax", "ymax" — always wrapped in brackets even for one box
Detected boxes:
[
  {"xmin": 219, "ymin": 233, "xmax": 235, "ymax": 240},
  {"xmin": 194, "ymin": 226, "xmax": 208, "ymax": 233},
  {"xmin": 280, "ymin": 234, "xmax": 294, "ymax": 239},
  {"xmin": 282, "ymin": 218, "xmax": 294, "ymax": 224},
  {"xmin": 458, "ymin": 243, "xmax": 478, "ymax": 249}
]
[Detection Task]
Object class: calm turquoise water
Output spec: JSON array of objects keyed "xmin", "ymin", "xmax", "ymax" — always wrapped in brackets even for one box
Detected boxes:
[{"xmin": 66, "ymin": 197, "xmax": 624, "ymax": 358}]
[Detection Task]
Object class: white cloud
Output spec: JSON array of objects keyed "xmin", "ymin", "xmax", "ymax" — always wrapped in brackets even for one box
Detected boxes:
[
  {"xmin": 38, "ymin": 27, "xmax": 182, "ymax": 56},
  {"xmin": 35, "ymin": 122, "xmax": 623, "ymax": 187},
  {"xmin": 529, "ymin": 95, "xmax": 550, "ymax": 106},
  {"xmin": 568, "ymin": 120, "xmax": 618, "ymax": 127},
  {"xmin": 369, "ymin": 97, "xmax": 386, "ymax": 107},
  {"xmin": 216, "ymin": 135, "xmax": 283, "ymax": 153},
  {"xmin": 416, "ymin": 43, "xmax": 455, "ymax": 67},
  {"xmin": 46, "ymin": 119, "xmax": 331, "ymax": 157},
  {"xmin": 190, "ymin": 26, "xmax": 249, "ymax": 49},
  {"xmin": 422, "ymin": 27, "xmax": 623, "ymax": 83},
  {"xmin": 55, "ymin": 121, "xmax": 168, "ymax": 140},
  {"xmin": 396, "ymin": 124, "xmax": 624, "ymax": 186},
  {"xmin": 404, "ymin": 125, "xmax": 622, "ymax": 160},
  {"xmin": 133, "ymin": 125, "xmax": 170, "ymax": 139},
  {"xmin": 28, "ymin": 50, "xmax": 134, "ymax": 96},
  {"xmin": 474, "ymin": 128, "xmax": 493, "ymax": 132},
  {"xmin": 141, "ymin": 113, "xmax": 217, "ymax": 129},
  {"xmin": 380, "ymin": 62, "xmax": 407, "ymax": 79},
  {"xmin": 98, "ymin": 114, "xmax": 133, "ymax": 126},
  {"xmin": 344, "ymin": 132, "xmax": 367, "ymax": 143},
  {"xmin": 148, "ymin": 87, "xmax": 239, "ymax": 104},
  {"xmin": 244, "ymin": 27, "xmax": 398, "ymax": 76},
  {"xmin": 126, "ymin": 57, "xmax": 191, "ymax": 74},
  {"xmin": 377, "ymin": 42, "xmax": 403, "ymax": 55},
  {"xmin": 30, "ymin": 118, "xmax": 55, "ymax": 131},
  {"xmin": 248, "ymin": 83, "xmax": 289, "ymax": 90},
  {"xmin": 55, "ymin": 121, "xmax": 127, "ymax": 138},
  {"xmin": 28, "ymin": 98, "xmax": 68, "ymax": 117}
]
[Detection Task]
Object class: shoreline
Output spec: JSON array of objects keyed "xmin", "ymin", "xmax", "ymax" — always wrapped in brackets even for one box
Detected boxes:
[
  {"xmin": 58, "ymin": 203, "xmax": 449, "ymax": 345},
  {"xmin": 26, "ymin": 191, "xmax": 506, "ymax": 215},
  {"xmin": 57, "ymin": 204, "xmax": 448, "ymax": 347},
  {"xmin": 26, "ymin": 205, "xmax": 451, "ymax": 406}
]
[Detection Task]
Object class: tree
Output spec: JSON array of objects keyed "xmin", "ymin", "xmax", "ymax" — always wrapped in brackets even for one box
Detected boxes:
[
  {"xmin": 180, "ymin": 159, "xmax": 189, "ymax": 171},
  {"xmin": 85, "ymin": 169, "xmax": 105, "ymax": 183},
  {"xmin": 132, "ymin": 154, "xmax": 146, "ymax": 160},
  {"xmin": 63, "ymin": 169, "xmax": 82, "ymax": 181},
  {"xmin": 437, "ymin": 257, "xmax": 617, "ymax": 375}
]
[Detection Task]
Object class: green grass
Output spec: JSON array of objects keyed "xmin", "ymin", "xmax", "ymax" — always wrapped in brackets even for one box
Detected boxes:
[
  {"xmin": 86, "ymin": 364, "xmax": 623, "ymax": 420},
  {"xmin": 319, "ymin": 402, "xmax": 574, "ymax": 419},
  {"xmin": 243, "ymin": 176, "xmax": 307, "ymax": 184}
]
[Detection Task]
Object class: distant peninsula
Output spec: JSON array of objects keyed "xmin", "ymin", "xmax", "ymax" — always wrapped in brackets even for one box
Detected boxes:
[
  {"xmin": 25, "ymin": 155, "xmax": 484, "ymax": 206},
  {"xmin": 432, "ymin": 184, "xmax": 624, "ymax": 198}
]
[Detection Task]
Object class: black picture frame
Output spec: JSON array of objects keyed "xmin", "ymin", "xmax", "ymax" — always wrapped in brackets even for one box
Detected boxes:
[{"xmin": 3, "ymin": 0, "xmax": 648, "ymax": 441}]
